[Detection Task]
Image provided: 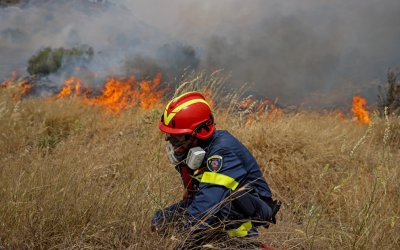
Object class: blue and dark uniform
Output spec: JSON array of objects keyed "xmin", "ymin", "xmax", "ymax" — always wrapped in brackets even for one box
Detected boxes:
[{"xmin": 152, "ymin": 130, "xmax": 274, "ymax": 237}]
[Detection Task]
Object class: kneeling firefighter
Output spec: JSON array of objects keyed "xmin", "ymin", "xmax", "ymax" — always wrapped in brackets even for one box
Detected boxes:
[{"xmin": 151, "ymin": 92, "xmax": 280, "ymax": 245}]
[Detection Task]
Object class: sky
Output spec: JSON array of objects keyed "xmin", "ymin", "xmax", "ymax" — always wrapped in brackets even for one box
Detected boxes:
[{"xmin": 1, "ymin": 0, "xmax": 399, "ymax": 106}]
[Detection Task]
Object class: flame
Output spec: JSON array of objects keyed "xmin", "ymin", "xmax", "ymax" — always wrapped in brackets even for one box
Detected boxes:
[
  {"xmin": 352, "ymin": 96, "xmax": 371, "ymax": 125},
  {"xmin": 137, "ymin": 73, "xmax": 163, "ymax": 109},
  {"xmin": 21, "ymin": 83, "xmax": 32, "ymax": 95},
  {"xmin": 86, "ymin": 77, "xmax": 137, "ymax": 112},
  {"xmin": 258, "ymin": 99, "xmax": 283, "ymax": 120},
  {"xmin": 0, "ymin": 71, "xmax": 17, "ymax": 88},
  {"xmin": 239, "ymin": 98, "xmax": 255, "ymax": 110},
  {"xmin": 239, "ymin": 97, "xmax": 283, "ymax": 125},
  {"xmin": 1, "ymin": 71, "xmax": 33, "ymax": 100},
  {"xmin": 12, "ymin": 82, "xmax": 33, "ymax": 101},
  {"xmin": 57, "ymin": 73, "xmax": 164, "ymax": 113},
  {"xmin": 57, "ymin": 76, "xmax": 86, "ymax": 98},
  {"xmin": 203, "ymin": 88, "xmax": 214, "ymax": 108}
]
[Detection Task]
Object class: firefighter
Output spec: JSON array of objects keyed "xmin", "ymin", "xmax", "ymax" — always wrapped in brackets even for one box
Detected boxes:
[{"xmin": 151, "ymin": 91, "xmax": 280, "ymax": 245}]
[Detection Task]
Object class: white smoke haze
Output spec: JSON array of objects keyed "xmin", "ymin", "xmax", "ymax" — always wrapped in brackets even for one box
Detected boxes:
[{"xmin": 1, "ymin": 0, "xmax": 399, "ymax": 106}]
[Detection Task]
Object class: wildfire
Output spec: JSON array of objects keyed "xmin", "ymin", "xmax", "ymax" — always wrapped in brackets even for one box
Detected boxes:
[
  {"xmin": 257, "ymin": 99, "xmax": 283, "ymax": 119},
  {"xmin": 352, "ymin": 96, "xmax": 371, "ymax": 125},
  {"xmin": 0, "ymin": 71, "xmax": 17, "ymax": 88},
  {"xmin": 0, "ymin": 71, "xmax": 33, "ymax": 100},
  {"xmin": 203, "ymin": 88, "xmax": 214, "ymax": 108},
  {"xmin": 12, "ymin": 82, "xmax": 33, "ymax": 101},
  {"xmin": 136, "ymin": 73, "xmax": 163, "ymax": 109},
  {"xmin": 57, "ymin": 76, "xmax": 85, "ymax": 98},
  {"xmin": 239, "ymin": 98, "xmax": 255, "ymax": 110},
  {"xmin": 2, "ymin": 71, "xmax": 374, "ymax": 124},
  {"xmin": 57, "ymin": 73, "xmax": 164, "ymax": 113},
  {"xmin": 238, "ymin": 96, "xmax": 283, "ymax": 125}
]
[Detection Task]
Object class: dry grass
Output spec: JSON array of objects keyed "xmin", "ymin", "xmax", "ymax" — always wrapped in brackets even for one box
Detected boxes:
[{"xmin": 0, "ymin": 85, "xmax": 399, "ymax": 249}]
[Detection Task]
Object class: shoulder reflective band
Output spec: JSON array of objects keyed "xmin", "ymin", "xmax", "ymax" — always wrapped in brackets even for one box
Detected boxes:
[
  {"xmin": 226, "ymin": 221, "xmax": 253, "ymax": 237},
  {"xmin": 200, "ymin": 172, "xmax": 239, "ymax": 190},
  {"xmin": 163, "ymin": 98, "xmax": 210, "ymax": 125}
]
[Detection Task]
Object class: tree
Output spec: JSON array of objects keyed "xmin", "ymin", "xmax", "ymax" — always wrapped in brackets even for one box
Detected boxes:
[{"xmin": 378, "ymin": 70, "xmax": 400, "ymax": 116}]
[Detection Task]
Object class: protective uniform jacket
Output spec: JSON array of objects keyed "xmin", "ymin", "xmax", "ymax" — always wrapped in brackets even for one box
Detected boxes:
[{"xmin": 186, "ymin": 130, "xmax": 272, "ymax": 225}]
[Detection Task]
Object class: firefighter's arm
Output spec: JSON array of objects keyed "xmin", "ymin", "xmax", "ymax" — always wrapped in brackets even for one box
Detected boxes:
[
  {"xmin": 185, "ymin": 149, "xmax": 247, "ymax": 226},
  {"xmin": 175, "ymin": 163, "xmax": 197, "ymax": 199}
]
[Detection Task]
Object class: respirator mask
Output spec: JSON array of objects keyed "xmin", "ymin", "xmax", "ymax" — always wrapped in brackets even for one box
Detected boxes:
[{"xmin": 165, "ymin": 134, "xmax": 205, "ymax": 170}]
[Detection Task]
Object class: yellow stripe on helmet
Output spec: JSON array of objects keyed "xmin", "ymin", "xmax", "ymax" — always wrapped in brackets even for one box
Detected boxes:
[
  {"xmin": 163, "ymin": 98, "xmax": 210, "ymax": 126},
  {"xmin": 164, "ymin": 91, "xmax": 200, "ymax": 113}
]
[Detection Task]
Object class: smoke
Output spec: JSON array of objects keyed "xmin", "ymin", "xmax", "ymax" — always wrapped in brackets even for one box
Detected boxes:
[
  {"xmin": 1, "ymin": 0, "xmax": 400, "ymax": 106},
  {"xmin": 0, "ymin": 0, "xmax": 199, "ymax": 89},
  {"xmin": 117, "ymin": 0, "xmax": 400, "ymax": 106}
]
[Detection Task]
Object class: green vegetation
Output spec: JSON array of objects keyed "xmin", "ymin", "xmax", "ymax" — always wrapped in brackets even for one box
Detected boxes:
[{"xmin": 27, "ymin": 45, "xmax": 94, "ymax": 76}]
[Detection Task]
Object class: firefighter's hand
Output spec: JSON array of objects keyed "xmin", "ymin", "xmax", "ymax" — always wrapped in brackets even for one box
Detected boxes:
[{"xmin": 150, "ymin": 210, "xmax": 164, "ymax": 232}]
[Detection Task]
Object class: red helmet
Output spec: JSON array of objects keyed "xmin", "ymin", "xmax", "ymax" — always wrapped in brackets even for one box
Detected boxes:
[{"xmin": 159, "ymin": 91, "xmax": 215, "ymax": 139}]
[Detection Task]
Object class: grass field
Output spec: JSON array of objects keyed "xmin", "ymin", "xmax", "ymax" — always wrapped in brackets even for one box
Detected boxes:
[{"xmin": 0, "ymin": 82, "xmax": 399, "ymax": 249}]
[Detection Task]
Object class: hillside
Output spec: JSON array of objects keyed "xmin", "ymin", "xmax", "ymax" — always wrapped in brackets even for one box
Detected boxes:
[{"xmin": 0, "ymin": 83, "xmax": 399, "ymax": 249}]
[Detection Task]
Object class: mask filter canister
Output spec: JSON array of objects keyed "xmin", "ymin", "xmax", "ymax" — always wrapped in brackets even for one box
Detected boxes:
[{"xmin": 186, "ymin": 147, "xmax": 206, "ymax": 170}]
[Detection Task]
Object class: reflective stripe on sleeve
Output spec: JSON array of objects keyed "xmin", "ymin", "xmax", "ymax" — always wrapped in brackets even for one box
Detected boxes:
[
  {"xmin": 226, "ymin": 221, "xmax": 253, "ymax": 237},
  {"xmin": 200, "ymin": 172, "xmax": 239, "ymax": 190}
]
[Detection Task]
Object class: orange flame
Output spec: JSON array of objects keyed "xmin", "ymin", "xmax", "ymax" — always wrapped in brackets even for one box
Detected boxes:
[
  {"xmin": 0, "ymin": 71, "xmax": 17, "ymax": 88},
  {"xmin": 137, "ymin": 73, "xmax": 163, "ymax": 109},
  {"xmin": 57, "ymin": 73, "xmax": 164, "ymax": 113},
  {"xmin": 239, "ymin": 98, "xmax": 255, "ymax": 110},
  {"xmin": 21, "ymin": 83, "xmax": 32, "ymax": 95},
  {"xmin": 12, "ymin": 82, "xmax": 32, "ymax": 101},
  {"xmin": 258, "ymin": 99, "xmax": 283, "ymax": 120},
  {"xmin": 352, "ymin": 96, "xmax": 370, "ymax": 125},
  {"xmin": 203, "ymin": 88, "xmax": 214, "ymax": 108},
  {"xmin": 239, "ymin": 97, "xmax": 283, "ymax": 125},
  {"xmin": 1, "ymin": 71, "xmax": 33, "ymax": 100},
  {"xmin": 57, "ymin": 76, "xmax": 85, "ymax": 98},
  {"xmin": 87, "ymin": 77, "xmax": 137, "ymax": 112}
]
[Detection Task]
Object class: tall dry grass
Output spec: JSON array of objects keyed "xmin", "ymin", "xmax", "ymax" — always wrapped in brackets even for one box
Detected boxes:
[{"xmin": 0, "ymin": 84, "xmax": 399, "ymax": 249}]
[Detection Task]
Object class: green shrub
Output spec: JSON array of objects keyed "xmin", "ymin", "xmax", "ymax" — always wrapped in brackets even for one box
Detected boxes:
[{"xmin": 27, "ymin": 45, "xmax": 94, "ymax": 76}]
